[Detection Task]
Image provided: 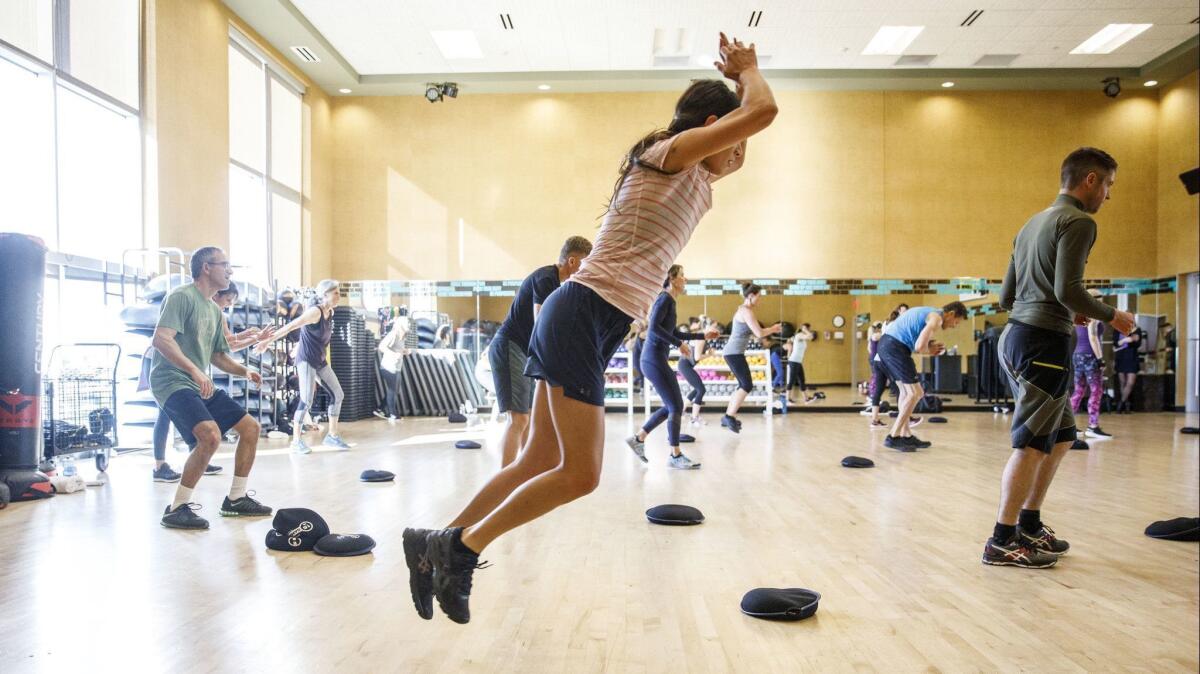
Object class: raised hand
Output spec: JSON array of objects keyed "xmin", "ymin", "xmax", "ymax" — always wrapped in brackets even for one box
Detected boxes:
[{"xmin": 714, "ymin": 33, "xmax": 759, "ymax": 82}]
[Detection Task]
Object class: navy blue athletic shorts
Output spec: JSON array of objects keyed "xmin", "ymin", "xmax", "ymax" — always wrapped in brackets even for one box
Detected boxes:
[{"xmin": 160, "ymin": 388, "xmax": 248, "ymax": 448}]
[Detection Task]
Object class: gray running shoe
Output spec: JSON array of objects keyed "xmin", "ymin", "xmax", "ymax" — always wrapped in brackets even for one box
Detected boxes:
[
  {"xmin": 323, "ymin": 434, "xmax": 351, "ymax": 450},
  {"xmin": 161, "ymin": 503, "xmax": 208, "ymax": 530},
  {"xmin": 667, "ymin": 453, "xmax": 701, "ymax": 470},
  {"xmin": 625, "ymin": 435, "xmax": 647, "ymax": 463},
  {"xmin": 152, "ymin": 463, "xmax": 182, "ymax": 483},
  {"xmin": 291, "ymin": 438, "xmax": 312, "ymax": 454}
]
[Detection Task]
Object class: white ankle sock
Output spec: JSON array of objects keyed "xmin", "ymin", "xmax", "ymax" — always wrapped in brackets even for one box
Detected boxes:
[
  {"xmin": 229, "ymin": 475, "xmax": 248, "ymax": 500},
  {"xmin": 171, "ymin": 486, "xmax": 194, "ymax": 510}
]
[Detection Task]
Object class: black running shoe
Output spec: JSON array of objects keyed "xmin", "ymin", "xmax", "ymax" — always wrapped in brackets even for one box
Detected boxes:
[
  {"xmin": 1086, "ymin": 426, "xmax": 1112, "ymax": 438},
  {"xmin": 884, "ymin": 435, "xmax": 917, "ymax": 452},
  {"xmin": 204, "ymin": 464, "xmax": 223, "ymax": 475},
  {"xmin": 403, "ymin": 527, "xmax": 435, "ymax": 620},
  {"xmin": 1019, "ymin": 524, "xmax": 1070, "ymax": 556},
  {"xmin": 426, "ymin": 527, "xmax": 490, "ymax": 624},
  {"xmin": 981, "ymin": 536, "xmax": 1058, "ymax": 568},
  {"xmin": 1071, "ymin": 439, "xmax": 1090, "ymax": 450},
  {"xmin": 152, "ymin": 463, "xmax": 182, "ymax": 483},
  {"xmin": 219, "ymin": 491, "xmax": 272, "ymax": 517},
  {"xmin": 720, "ymin": 415, "xmax": 741, "ymax": 434},
  {"xmin": 161, "ymin": 503, "xmax": 209, "ymax": 530}
]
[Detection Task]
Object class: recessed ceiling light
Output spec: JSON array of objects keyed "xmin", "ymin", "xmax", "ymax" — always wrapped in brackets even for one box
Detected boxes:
[
  {"xmin": 537, "ymin": 84, "xmax": 551, "ymax": 91},
  {"xmin": 1143, "ymin": 80, "xmax": 1158, "ymax": 87},
  {"xmin": 862, "ymin": 26, "xmax": 924, "ymax": 55},
  {"xmin": 941, "ymin": 81, "xmax": 955, "ymax": 88},
  {"xmin": 338, "ymin": 88, "xmax": 352, "ymax": 94},
  {"xmin": 431, "ymin": 30, "xmax": 484, "ymax": 59},
  {"xmin": 1070, "ymin": 24, "xmax": 1152, "ymax": 55}
]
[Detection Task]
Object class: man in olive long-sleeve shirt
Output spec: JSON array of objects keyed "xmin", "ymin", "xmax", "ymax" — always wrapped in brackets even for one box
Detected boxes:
[{"xmin": 983, "ymin": 147, "xmax": 1136, "ymax": 569}]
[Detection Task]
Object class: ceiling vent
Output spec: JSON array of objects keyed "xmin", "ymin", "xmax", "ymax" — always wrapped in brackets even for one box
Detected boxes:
[
  {"xmin": 961, "ymin": 10, "xmax": 984, "ymax": 27},
  {"xmin": 894, "ymin": 54, "xmax": 936, "ymax": 66},
  {"xmin": 291, "ymin": 46, "xmax": 319, "ymax": 63},
  {"xmin": 974, "ymin": 54, "xmax": 1019, "ymax": 67},
  {"xmin": 500, "ymin": 13, "xmax": 514, "ymax": 30},
  {"xmin": 748, "ymin": 11, "xmax": 763, "ymax": 28}
]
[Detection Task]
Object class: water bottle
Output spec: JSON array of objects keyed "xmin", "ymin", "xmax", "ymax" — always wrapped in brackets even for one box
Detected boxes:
[{"xmin": 61, "ymin": 455, "xmax": 77, "ymax": 477}]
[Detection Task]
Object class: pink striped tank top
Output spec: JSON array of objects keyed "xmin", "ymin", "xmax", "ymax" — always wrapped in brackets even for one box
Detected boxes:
[{"xmin": 570, "ymin": 136, "xmax": 714, "ymax": 320}]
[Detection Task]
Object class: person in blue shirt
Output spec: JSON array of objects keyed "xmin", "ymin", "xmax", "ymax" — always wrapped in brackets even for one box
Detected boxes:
[
  {"xmin": 626, "ymin": 265, "xmax": 718, "ymax": 469},
  {"xmin": 876, "ymin": 301, "xmax": 969, "ymax": 450}
]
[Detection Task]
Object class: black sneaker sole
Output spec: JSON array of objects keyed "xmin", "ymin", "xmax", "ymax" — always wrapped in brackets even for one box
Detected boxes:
[
  {"xmin": 981, "ymin": 555, "xmax": 1057, "ymax": 568},
  {"xmin": 403, "ymin": 529, "xmax": 435, "ymax": 620},
  {"xmin": 219, "ymin": 508, "xmax": 272, "ymax": 517},
  {"xmin": 160, "ymin": 518, "xmax": 209, "ymax": 530}
]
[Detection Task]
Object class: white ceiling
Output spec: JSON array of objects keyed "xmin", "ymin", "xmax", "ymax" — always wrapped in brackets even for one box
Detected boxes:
[{"xmin": 289, "ymin": 0, "xmax": 1199, "ymax": 73}]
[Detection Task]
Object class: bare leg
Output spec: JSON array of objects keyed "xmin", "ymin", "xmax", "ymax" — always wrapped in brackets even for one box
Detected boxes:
[
  {"xmin": 448, "ymin": 383, "xmax": 560, "ymax": 528},
  {"xmin": 1022, "ymin": 440, "xmax": 1072, "ymax": 511},
  {"xmin": 178, "ymin": 421, "xmax": 221, "ymax": 489},
  {"xmin": 725, "ymin": 388, "xmax": 748, "ymax": 417},
  {"xmin": 461, "ymin": 386, "xmax": 604, "ymax": 553},
  {"xmin": 996, "ymin": 447, "xmax": 1047, "ymax": 525},
  {"xmin": 231, "ymin": 415, "xmax": 260, "ymax": 477},
  {"xmin": 889, "ymin": 383, "xmax": 922, "ymax": 438},
  {"xmin": 499, "ymin": 411, "xmax": 530, "ymax": 468}
]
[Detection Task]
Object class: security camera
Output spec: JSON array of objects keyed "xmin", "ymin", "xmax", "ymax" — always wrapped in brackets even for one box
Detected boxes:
[
  {"xmin": 1102, "ymin": 77, "xmax": 1121, "ymax": 99},
  {"xmin": 425, "ymin": 84, "xmax": 443, "ymax": 103}
]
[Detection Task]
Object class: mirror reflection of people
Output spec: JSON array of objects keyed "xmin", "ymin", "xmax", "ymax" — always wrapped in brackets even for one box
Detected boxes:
[
  {"xmin": 256, "ymin": 280, "xmax": 349, "ymax": 453},
  {"xmin": 785, "ymin": 323, "xmax": 816, "ymax": 404},
  {"xmin": 721, "ymin": 283, "xmax": 782, "ymax": 433},
  {"xmin": 377, "ymin": 316, "xmax": 411, "ymax": 421},
  {"xmin": 1113, "ymin": 326, "xmax": 1142, "ymax": 413}
]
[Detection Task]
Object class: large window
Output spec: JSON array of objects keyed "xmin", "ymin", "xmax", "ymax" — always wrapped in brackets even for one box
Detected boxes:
[
  {"xmin": 228, "ymin": 32, "xmax": 304, "ymax": 290},
  {"xmin": 0, "ymin": 0, "xmax": 142, "ymax": 262}
]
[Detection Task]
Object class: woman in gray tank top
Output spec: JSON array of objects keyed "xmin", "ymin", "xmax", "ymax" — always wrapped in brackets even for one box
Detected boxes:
[{"xmin": 720, "ymin": 283, "xmax": 782, "ymax": 433}]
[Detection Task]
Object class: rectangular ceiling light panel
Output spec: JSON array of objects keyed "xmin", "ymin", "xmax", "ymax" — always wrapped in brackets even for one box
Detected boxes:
[
  {"xmin": 862, "ymin": 26, "xmax": 924, "ymax": 55},
  {"xmin": 431, "ymin": 30, "xmax": 484, "ymax": 59},
  {"xmin": 1069, "ymin": 24, "xmax": 1152, "ymax": 55}
]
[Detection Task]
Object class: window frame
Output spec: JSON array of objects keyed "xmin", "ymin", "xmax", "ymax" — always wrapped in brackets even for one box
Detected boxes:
[
  {"xmin": 227, "ymin": 27, "xmax": 305, "ymax": 290},
  {"xmin": 0, "ymin": 0, "xmax": 144, "ymax": 263}
]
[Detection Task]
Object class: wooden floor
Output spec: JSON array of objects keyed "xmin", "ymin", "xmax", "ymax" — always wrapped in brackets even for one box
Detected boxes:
[{"xmin": 1, "ymin": 408, "xmax": 1197, "ymax": 673}]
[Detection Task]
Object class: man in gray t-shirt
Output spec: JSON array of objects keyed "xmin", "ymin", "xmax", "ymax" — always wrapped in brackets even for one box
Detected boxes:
[{"xmin": 982, "ymin": 148, "xmax": 1136, "ymax": 569}]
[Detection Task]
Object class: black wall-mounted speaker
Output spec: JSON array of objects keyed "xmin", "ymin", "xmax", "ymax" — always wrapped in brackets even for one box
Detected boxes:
[{"xmin": 1180, "ymin": 167, "xmax": 1200, "ymax": 195}]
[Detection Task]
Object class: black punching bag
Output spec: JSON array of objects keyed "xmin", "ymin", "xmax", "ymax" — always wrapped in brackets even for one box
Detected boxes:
[{"xmin": 0, "ymin": 234, "xmax": 52, "ymax": 499}]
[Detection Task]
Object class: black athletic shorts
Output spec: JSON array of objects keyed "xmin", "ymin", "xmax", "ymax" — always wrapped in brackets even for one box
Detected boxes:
[
  {"xmin": 160, "ymin": 388, "xmax": 248, "ymax": 448},
  {"xmin": 876, "ymin": 334, "xmax": 920, "ymax": 385},
  {"xmin": 525, "ymin": 281, "xmax": 632, "ymax": 407},
  {"xmin": 998, "ymin": 320, "xmax": 1077, "ymax": 453}
]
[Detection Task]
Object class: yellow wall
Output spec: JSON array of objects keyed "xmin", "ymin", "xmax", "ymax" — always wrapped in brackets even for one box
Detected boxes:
[
  {"xmin": 1157, "ymin": 71, "xmax": 1200, "ymax": 277},
  {"xmin": 145, "ymin": 0, "xmax": 333, "ymax": 280},
  {"xmin": 329, "ymin": 87, "xmax": 1165, "ymax": 282}
]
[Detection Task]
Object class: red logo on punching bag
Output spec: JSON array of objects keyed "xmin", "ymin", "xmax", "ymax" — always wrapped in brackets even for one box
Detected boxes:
[{"xmin": 0, "ymin": 394, "xmax": 38, "ymax": 429}]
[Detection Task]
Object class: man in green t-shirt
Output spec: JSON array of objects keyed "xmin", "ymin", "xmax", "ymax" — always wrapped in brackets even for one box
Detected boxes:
[{"xmin": 152, "ymin": 246, "xmax": 272, "ymax": 530}]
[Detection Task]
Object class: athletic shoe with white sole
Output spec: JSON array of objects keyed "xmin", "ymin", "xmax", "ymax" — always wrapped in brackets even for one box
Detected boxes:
[
  {"xmin": 1019, "ymin": 524, "xmax": 1070, "ymax": 556},
  {"xmin": 323, "ymin": 434, "xmax": 351, "ymax": 450},
  {"xmin": 204, "ymin": 464, "xmax": 223, "ymax": 475},
  {"xmin": 981, "ymin": 536, "xmax": 1058, "ymax": 568},
  {"xmin": 291, "ymin": 438, "xmax": 312, "ymax": 455},
  {"xmin": 1086, "ymin": 426, "xmax": 1112, "ymax": 438},
  {"xmin": 161, "ymin": 503, "xmax": 209, "ymax": 530},
  {"xmin": 667, "ymin": 453, "xmax": 701, "ymax": 470},
  {"xmin": 403, "ymin": 527, "xmax": 435, "ymax": 620},
  {"xmin": 219, "ymin": 491, "xmax": 272, "ymax": 517},
  {"xmin": 859, "ymin": 407, "xmax": 874, "ymax": 416},
  {"xmin": 152, "ymin": 463, "xmax": 182, "ymax": 483},
  {"xmin": 625, "ymin": 436, "xmax": 647, "ymax": 463},
  {"xmin": 688, "ymin": 416, "xmax": 707, "ymax": 427}
]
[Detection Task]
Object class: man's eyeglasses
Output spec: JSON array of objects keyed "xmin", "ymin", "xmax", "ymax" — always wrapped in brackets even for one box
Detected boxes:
[{"xmin": 206, "ymin": 261, "xmax": 232, "ymax": 269}]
